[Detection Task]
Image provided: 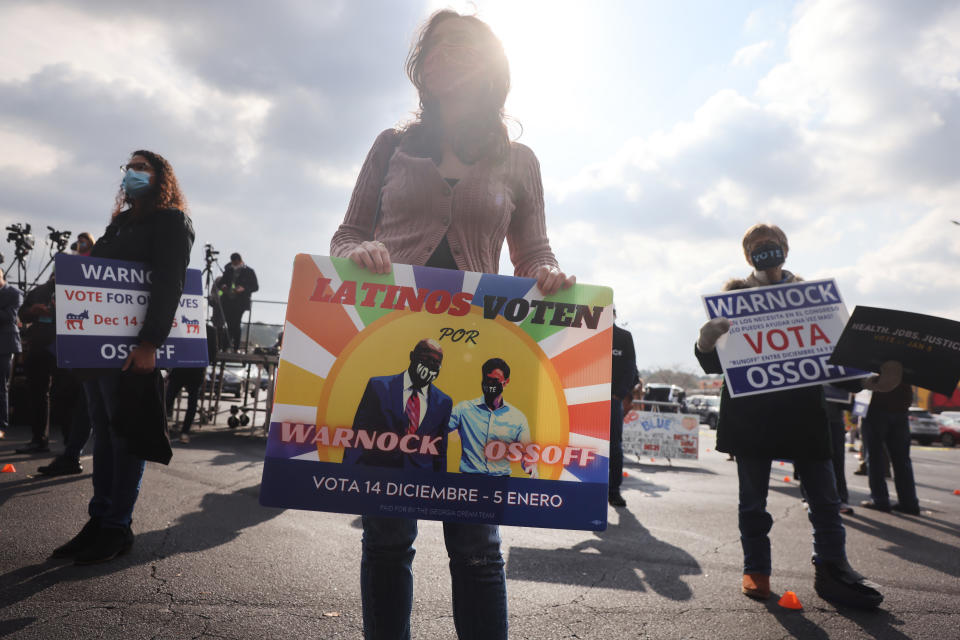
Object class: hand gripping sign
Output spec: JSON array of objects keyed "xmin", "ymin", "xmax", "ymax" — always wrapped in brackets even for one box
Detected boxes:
[
  {"xmin": 259, "ymin": 255, "xmax": 614, "ymax": 531},
  {"xmin": 702, "ymin": 278, "xmax": 868, "ymax": 397},
  {"xmin": 55, "ymin": 254, "xmax": 207, "ymax": 368}
]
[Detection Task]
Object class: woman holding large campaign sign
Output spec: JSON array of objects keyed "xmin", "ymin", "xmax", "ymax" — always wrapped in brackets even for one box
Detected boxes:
[
  {"xmin": 51, "ymin": 150, "xmax": 194, "ymax": 565},
  {"xmin": 330, "ymin": 10, "xmax": 574, "ymax": 640},
  {"xmin": 695, "ymin": 223, "xmax": 886, "ymax": 609}
]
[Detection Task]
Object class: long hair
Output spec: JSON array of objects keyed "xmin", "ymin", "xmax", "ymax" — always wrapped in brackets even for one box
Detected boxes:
[
  {"xmin": 401, "ymin": 10, "xmax": 512, "ymax": 164},
  {"xmin": 112, "ymin": 149, "xmax": 187, "ymax": 218}
]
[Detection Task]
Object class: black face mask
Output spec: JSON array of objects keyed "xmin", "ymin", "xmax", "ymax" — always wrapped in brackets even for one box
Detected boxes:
[
  {"xmin": 750, "ymin": 242, "xmax": 785, "ymax": 270},
  {"xmin": 482, "ymin": 376, "xmax": 503, "ymax": 400},
  {"xmin": 409, "ymin": 359, "xmax": 439, "ymax": 387}
]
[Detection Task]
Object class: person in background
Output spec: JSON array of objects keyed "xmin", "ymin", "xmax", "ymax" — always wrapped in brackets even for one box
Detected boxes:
[
  {"xmin": 0, "ymin": 268, "xmax": 23, "ymax": 441},
  {"xmin": 330, "ymin": 9, "xmax": 575, "ymax": 639},
  {"xmin": 70, "ymin": 232, "xmax": 94, "ymax": 257},
  {"xmin": 609, "ymin": 309, "xmax": 638, "ymax": 507},
  {"xmin": 15, "ymin": 274, "xmax": 56, "ymax": 454},
  {"xmin": 860, "ymin": 377, "xmax": 920, "ymax": 515},
  {"xmin": 165, "ymin": 324, "xmax": 218, "ymax": 444},
  {"xmin": 50, "ymin": 149, "xmax": 194, "ymax": 565},
  {"xmin": 218, "ymin": 253, "xmax": 258, "ymax": 352},
  {"xmin": 695, "ymin": 222, "xmax": 883, "ymax": 609}
]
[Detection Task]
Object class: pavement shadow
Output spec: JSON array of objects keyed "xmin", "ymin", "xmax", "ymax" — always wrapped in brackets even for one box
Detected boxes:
[
  {"xmin": 624, "ymin": 459, "xmax": 718, "ymax": 476},
  {"xmin": 506, "ymin": 507, "xmax": 700, "ymax": 599},
  {"xmin": 0, "ymin": 471, "xmax": 89, "ymax": 509},
  {"xmin": 0, "ymin": 483, "xmax": 282, "ymax": 612},
  {"xmin": 842, "ymin": 514, "xmax": 960, "ymax": 578}
]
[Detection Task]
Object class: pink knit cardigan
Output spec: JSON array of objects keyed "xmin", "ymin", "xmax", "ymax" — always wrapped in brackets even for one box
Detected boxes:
[{"xmin": 330, "ymin": 129, "xmax": 560, "ymax": 277}]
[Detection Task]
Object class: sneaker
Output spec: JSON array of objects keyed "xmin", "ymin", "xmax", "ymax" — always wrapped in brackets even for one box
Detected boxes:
[
  {"xmin": 51, "ymin": 518, "xmax": 101, "ymax": 559},
  {"xmin": 15, "ymin": 441, "xmax": 50, "ymax": 454},
  {"xmin": 608, "ymin": 492, "xmax": 627, "ymax": 507},
  {"xmin": 37, "ymin": 456, "xmax": 83, "ymax": 476},
  {"xmin": 892, "ymin": 503, "xmax": 920, "ymax": 515},
  {"xmin": 742, "ymin": 573, "xmax": 771, "ymax": 600},
  {"xmin": 74, "ymin": 526, "xmax": 134, "ymax": 565},
  {"xmin": 179, "ymin": 433, "xmax": 190, "ymax": 444},
  {"xmin": 813, "ymin": 559, "xmax": 883, "ymax": 609},
  {"xmin": 838, "ymin": 503, "xmax": 854, "ymax": 515},
  {"xmin": 860, "ymin": 500, "xmax": 891, "ymax": 512}
]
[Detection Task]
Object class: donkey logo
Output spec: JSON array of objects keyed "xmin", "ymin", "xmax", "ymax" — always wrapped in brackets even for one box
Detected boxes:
[{"xmin": 66, "ymin": 309, "xmax": 89, "ymax": 331}]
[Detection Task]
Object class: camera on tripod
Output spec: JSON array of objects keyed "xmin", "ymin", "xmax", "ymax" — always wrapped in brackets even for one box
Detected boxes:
[
  {"xmin": 47, "ymin": 226, "xmax": 71, "ymax": 253},
  {"xmin": 204, "ymin": 243, "xmax": 219, "ymax": 261},
  {"xmin": 5, "ymin": 223, "xmax": 35, "ymax": 258}
]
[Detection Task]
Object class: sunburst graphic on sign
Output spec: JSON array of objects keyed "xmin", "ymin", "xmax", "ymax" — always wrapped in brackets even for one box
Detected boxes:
[{"xmin": 270, "ymin": 254, "xmax": 612, "ymax": 483}]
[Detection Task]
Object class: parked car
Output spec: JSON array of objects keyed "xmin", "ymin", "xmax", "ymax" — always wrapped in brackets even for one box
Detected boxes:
[
  {"xmin": 642, "ymin": 383, "xmax": 687, "ymax": 413},
  {"xmin": 907, "ymin": 407, "xmax": 940, "ymax": 445},
  {"xmin": 697, "ymin": 395, "xmax": 720, "ymax": 429},
  {"xmin": 207, "ymin": 365, "xmax": 244, "ymax": 398},
  {"xmin": 935, "ymin": 414, "xmax": 960, "ymax": 448}
]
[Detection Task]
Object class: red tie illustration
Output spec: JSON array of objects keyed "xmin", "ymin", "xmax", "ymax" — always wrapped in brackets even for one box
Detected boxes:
[{"xmin": 406, "ymin": 393, "xmax": 420, "ymax": 434}]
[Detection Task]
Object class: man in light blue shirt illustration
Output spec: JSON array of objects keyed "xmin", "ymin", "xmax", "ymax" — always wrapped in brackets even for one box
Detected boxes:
[{"xmin": 448, "ymin": 358, "xmax": 536, "ymax": 477}]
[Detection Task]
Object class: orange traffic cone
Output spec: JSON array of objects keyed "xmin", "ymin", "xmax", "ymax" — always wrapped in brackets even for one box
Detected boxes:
[
  {"xmin": 778, "ymin": 591, "xmax": 803, "ymax": 610},
  {"xmin": 783, "ymin": 476, "xmax": 791, "ymax": 482},
  {"xmin": 780, "ymin": 461, "xmax": 784, "ymax": 466},
  {"xmin": 650, "ymin": 458, "xmax": 656, "ymax": 463},
  {"xmin": 622, "ymin": 471, "xmax": 628, "ymax": 477},
  {"xmin": 954, "ymin": 489, "xmax": 960, "ymax": 496},
  {"xmin": 1, "ymin": 463, "xmax": 15, "ymax": 473}
]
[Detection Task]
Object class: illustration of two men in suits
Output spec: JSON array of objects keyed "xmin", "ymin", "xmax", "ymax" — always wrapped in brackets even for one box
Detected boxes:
[{"xmin": 343, "ymin": 339, "xmax": 452, "ymax": 471}]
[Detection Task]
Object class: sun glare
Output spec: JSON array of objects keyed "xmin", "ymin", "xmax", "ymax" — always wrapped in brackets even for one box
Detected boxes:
[{"xmin": 428, "ymin": 0, "xmax": 591, "ymax": 127}]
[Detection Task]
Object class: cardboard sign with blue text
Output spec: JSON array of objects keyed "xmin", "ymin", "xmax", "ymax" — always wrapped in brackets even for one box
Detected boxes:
[
  {"xmin": 622, "ymin": 409, "xmax": 700, "ymax": 460},
  {"xmin": 702, "ymin": 278, "xmax": 869, "ymax": 397},
  {"xmin": 259, "ymin": 255, "xmax": 613, "ymax": 531},
  {"xmin": 55, "ymin": 254, "xmax": 207, "ymax": 368}
]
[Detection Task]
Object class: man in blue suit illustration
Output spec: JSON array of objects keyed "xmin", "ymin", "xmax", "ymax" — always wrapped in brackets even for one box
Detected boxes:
[{"xmin": 345, "ymin": 338, "xmax": 452, "ymax": 471}]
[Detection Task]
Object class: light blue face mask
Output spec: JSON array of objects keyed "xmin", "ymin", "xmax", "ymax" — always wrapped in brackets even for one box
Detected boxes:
[{"xmin": 122, "ymin": 169, "xmax": 152, "ymax": 197}]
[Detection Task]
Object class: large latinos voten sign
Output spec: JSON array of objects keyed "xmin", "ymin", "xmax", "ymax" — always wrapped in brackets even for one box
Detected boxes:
[
  {"xmin": 259, "ymin": 255, "xmax": 613, "ymax": 531},
  {"xmin": 55, "ymin": 254, "xmax": 207, "ymax": 368},
  {"xmin": 702, "ymin": 278, "xmax": 868, "ymax": 397},
  {"xmin": 622, "ymin": 409, "xmax": 700, "ymax": 460}
]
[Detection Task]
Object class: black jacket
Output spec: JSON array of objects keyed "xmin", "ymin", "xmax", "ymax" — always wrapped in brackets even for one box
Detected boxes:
[
  {"xmin": 612, "ymin": 324, "xmax": 639, "ymax": 400},
  {"xmin": 91, "ymin": 208, "xmax": 195, "ymax": 347},
  {"xmin": 219, "ymin": 263, "xmax": 259, "ymax": 311},
  {"xmin": 91, "ymin": 207, "xmax": 194, "ymax": 464},
  {"xmin": 695, "ymin": 272, "xmax": 831, "ymax": 460},
  {"xmin": 695, "ymin": 345, "xmax": 832, "ymax": 460}
]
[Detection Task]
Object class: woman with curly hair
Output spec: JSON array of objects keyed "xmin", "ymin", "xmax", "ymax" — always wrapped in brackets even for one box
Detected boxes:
[
  {"xmin": 51, "ymin": 150, "xmax": 194, "ymax": 565},
  {"xmin": 331, "ymin": 10, "xmax": 574, "ymax": 640}
]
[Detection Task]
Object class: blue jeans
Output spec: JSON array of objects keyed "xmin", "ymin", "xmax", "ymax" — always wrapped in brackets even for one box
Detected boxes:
[
  {"xmin": 84, "ymin": 372, "xmax": 146, "ymax": 529},
  {"xmin": 63, "ymin": 391, "xmax": 92, "ymax": 461},
  {"xmin": 863, "ymin": 409, "xmax": 918, "ymax": 510},
  {"xmin": 737, "ymin": 456, "xmax": 845, "ymax": 575},
  {"xmin": 360, "ymin": 516, "xmax": 507, "ymax": 640}
]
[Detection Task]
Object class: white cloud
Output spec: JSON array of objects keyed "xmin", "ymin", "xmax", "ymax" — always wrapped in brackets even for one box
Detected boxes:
[{"xmin": 732, "ymin": 41, "xmax": 772, "ymax": 66}]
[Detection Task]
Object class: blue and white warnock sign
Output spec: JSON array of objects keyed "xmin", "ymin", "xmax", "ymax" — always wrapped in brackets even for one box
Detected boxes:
[
  {"xmin": 702, "ymin": 278, "xmax": 869, "ymax": 397},
  {"xmin": 55, "ymin": 254, "xmax": 207, "ymax": 368}
]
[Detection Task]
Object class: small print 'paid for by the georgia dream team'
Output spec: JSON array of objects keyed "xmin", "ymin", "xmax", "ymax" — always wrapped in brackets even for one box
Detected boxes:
[
  {"xmin": 702, "ymin": 278, "xmax": 869, "ymax": 397},
  {"xmin": 259, "ymin": 255, "xmax": 614, "ymax": 531}
]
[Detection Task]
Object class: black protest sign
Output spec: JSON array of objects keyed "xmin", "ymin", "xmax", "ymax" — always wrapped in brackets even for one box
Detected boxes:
[{"xmin": 829, "ymin": 306, "xmax": 960, "ymax": 394}]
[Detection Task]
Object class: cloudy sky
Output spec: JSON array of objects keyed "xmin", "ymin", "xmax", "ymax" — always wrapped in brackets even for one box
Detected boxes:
[{"xmin": 1, "ymin": 0, "xmax": 957, "ymax": 371}]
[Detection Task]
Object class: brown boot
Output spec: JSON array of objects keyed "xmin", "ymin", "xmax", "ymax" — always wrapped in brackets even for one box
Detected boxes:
[{"xmin": 742, "ymin": 573, "xmax": 771, "ymax": 600}]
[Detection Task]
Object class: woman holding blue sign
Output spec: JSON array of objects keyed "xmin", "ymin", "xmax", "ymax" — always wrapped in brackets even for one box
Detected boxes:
[
  {"xmin": 51, "ymin": 150, "xmax": 194, "ymax": 565},
  {"xmin": 331, "ymin": 10, "xmax": 574, "ymax": 640},
  {"xmin": 695, "ymin": 223, "xmax": 886, "ymax": 609}
]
